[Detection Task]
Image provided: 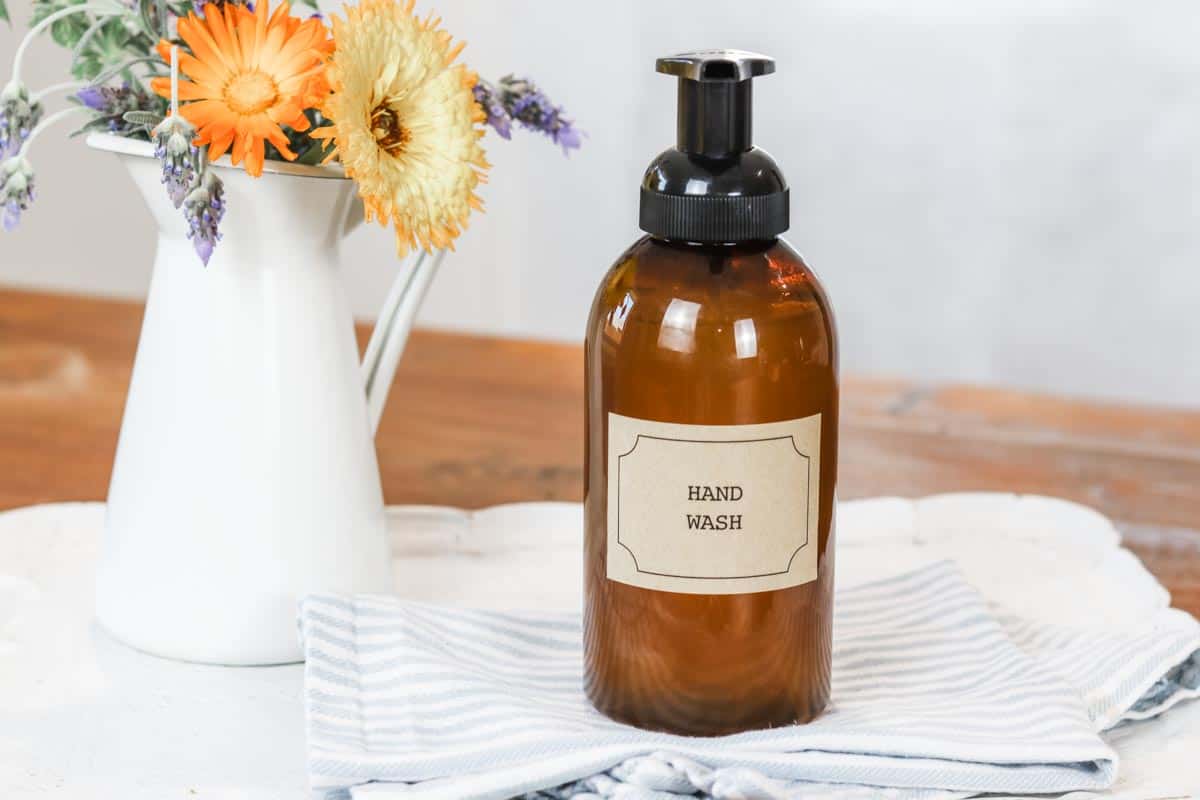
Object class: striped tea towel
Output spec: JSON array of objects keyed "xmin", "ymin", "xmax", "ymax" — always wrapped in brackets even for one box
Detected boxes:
[{"xmin": 299, "ymin": 561, "xmax": 1200, "ymax": 800}]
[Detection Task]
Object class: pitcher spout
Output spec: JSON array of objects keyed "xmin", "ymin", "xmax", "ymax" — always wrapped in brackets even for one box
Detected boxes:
[{"xmin": 361, "ymin": 249, "xmax": 447, "ymax": 435}]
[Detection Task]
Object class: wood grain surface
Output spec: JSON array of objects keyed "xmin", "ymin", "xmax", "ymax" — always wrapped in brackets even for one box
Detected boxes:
[{"xmin": 2, "ymin": 287, "xmax": 1197, "ymax": 615}]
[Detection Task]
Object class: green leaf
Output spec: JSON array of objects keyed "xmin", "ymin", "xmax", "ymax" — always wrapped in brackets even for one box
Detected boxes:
[
  {"xmin": 71, "ymin": 17, "xmax": 135, "ymax": 80},
  {"xmin": 120, "ymin": 110, "xmax": 162, "ymax": 133},
  {"xmin": 122, "ymin": 109, "xmax": 163, "ymax": 130},
  {"xmin": 0, "ymin": 0, "xmax": 10, "ymax": 25},
  {"xmin": 30, "ymin": 0, "xmax": 91, "ymax": 47},
  {"xmin": 29, "ymin": 0, "xmax": 61, "ymax": 25},
  {"xmin": 29, "ymin": 0, "xmax": 157, "ymax": 68},
  {"xmin": 293, "ymin": 141, "xmax": 330, "ymax": 166},
  {"xmin": 51, "ymin": 14, "xmax": 90, "ymax": 48}
]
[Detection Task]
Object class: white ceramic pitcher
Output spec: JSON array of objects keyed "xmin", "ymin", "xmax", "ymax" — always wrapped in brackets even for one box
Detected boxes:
[{"xmin": 87, "ymin": 132, "xmax": 443, "ymax": 665}]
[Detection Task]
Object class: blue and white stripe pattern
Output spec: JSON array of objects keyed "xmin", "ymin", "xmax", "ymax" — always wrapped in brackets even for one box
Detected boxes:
[
  {"xmin": 1000, "ymin": 608, "xmax": 1200, "ymax": 729},
  {"xmin": 299, "ymin": 561, "xmax": 1200, "ymax": 800}
]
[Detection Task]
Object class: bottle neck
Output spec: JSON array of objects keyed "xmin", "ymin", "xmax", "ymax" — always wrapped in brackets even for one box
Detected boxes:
[{"xmin": 649, "ymin": 234, "xmax": 778, "ymax": 254}]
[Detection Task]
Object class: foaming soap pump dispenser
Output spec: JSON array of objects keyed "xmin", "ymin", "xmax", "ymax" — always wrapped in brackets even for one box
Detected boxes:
[{"xmin": 583, "ymin": 50, "xmax": 839, "ymax": 735}]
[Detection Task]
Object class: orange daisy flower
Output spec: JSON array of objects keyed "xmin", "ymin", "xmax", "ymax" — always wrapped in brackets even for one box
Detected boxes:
[{"xmin": 151, "ymin": 1, "xmax": 332, "ymax": 177}]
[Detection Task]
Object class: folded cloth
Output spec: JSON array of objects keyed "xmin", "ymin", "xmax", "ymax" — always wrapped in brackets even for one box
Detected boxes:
[
  {"xmin": 1000, "ymin": 609, "xmax": 1200, "ymax": 729},
  {"xmin": 298, "ymin": 561, "xmax": 1200, "ymax": 800}
]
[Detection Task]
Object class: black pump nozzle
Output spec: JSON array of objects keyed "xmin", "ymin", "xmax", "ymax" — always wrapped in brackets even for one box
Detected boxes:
[
  {"xmin": 656, "ymin": 50, "xmax": 775, "ymax": 159},
  {"xmin": 639, "ymin": 50, "xmax": 789, "ymax": 244}
]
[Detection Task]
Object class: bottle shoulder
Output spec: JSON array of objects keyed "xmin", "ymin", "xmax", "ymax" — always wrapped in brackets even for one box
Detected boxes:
[{"xmin": 587, "ymin": 235, "xmax": 837, "ymax": 369}]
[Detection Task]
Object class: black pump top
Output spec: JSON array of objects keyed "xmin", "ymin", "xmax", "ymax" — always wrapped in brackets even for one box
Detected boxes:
[{"xmin": 639, "ymin": 50, "xmax": 789, "ymax": 244}]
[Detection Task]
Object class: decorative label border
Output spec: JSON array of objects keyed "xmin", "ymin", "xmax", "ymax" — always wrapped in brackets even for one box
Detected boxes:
[{"xmin": 615, "ymin": 434, "xmax": 811, "ymax": 581}]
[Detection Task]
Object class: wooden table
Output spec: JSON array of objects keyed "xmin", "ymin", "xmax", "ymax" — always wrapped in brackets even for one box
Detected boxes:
[{"xmin": 3, "ymin": 287, "xmax": 1198, "ymax": 616}]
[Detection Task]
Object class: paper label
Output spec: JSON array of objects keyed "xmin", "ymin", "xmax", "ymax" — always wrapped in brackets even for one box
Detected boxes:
[{"xmin": 606, "ymin": 412, "xmax": 821, "ymax": 595}]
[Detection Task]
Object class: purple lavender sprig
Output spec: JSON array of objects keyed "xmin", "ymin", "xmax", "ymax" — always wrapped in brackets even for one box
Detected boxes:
[
  {"xmin": 182, "ymin": 169, "xmax": 225, "ymax": 266},
  {"xmin": 473, "ymin": 80, "xmax": 511, "ymax": 140},
  {"xmin": 75, "ymin": 83, "xmax": 162, "ymax": 138},
  {"xmin": 473, "ymin": 75, "xmax": 582, "ymax": 155},
  {"xmin": 1, "ymin": 155, "xmax": 35, "ymax": 232},
  {"xmin": 152, "ymin": 118, "xmax": 227, "ymax": 265},
  {"xmin": 1, "ymin": 82, "xmax": 43, "ymax": 159},
  {"xmin": 152, "ymin": 113, "xmax": 199, "ymax": 208}
]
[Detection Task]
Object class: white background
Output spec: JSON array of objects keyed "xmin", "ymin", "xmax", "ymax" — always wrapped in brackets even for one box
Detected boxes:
[{"xmin": 2, "ymin": 0, "xmax": 1198, "ymax": 406}]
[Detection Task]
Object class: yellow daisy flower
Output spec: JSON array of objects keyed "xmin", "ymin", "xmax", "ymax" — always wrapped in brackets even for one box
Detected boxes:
[{"xmin": 311, "ymin": 0, "xmax": 489, "ymax": 254}]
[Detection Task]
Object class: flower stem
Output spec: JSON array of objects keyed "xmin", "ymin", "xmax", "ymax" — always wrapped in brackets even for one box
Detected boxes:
[
  {"xmin": 16, "ymin": 106, "xmax": 91, "ymax": 158},
  {"xmin": 12, "ymin": 3, "xmax": 122, "ymax": 85},
  {"xmin": 31, "ymin": 81, "xmax": 88, "ymax": 103},
  {"xmin": 169, "ymin": 46, "xmax": 179, "ymax": 114},
  {"xmin": 88, "ymin": 57, "xmax": 165, "ymax": 89},
  {"xmin": 196, "ymin": 142, "xmax": 210, "ymax": 176}
]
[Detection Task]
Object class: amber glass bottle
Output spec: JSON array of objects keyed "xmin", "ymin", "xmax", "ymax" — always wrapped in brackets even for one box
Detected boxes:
[{"xmin": 583, "ymin": 51, "xmax": 838, "ymax": 736}]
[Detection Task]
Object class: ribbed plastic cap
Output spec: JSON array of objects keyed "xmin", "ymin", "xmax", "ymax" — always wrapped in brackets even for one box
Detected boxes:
[
  {"xmin": 639, "ymin": 185, "xmax": 789, "ymax": 243},
  {"xmin": 639, "ymin": 50, "xmax": 789, "ymax": 243}
]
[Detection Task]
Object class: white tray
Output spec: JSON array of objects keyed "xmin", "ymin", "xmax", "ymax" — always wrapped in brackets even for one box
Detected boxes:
[{"xmin": 0, "ymin": 496, "xmax": 1196, "ymax": 799}]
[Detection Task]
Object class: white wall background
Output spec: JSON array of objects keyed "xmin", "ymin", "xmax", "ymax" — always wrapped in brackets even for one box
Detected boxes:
[{"xmin": 2, "ymin": 0, "xmax": 1198, "ymax": 406}]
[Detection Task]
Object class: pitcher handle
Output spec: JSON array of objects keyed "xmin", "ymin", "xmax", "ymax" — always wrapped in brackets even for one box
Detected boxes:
[{"xmin": 361, "ymin": 249, "xmax": 447, "ymax": 435}]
